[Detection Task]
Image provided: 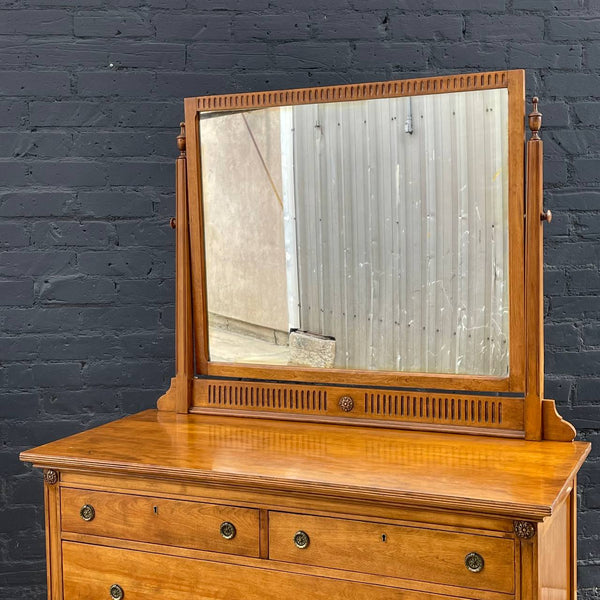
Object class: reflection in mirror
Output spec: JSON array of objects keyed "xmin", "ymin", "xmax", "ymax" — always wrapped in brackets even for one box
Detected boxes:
[{"xmin": 200, "ymin": 89, "xmax": 509, "ymax": 376}]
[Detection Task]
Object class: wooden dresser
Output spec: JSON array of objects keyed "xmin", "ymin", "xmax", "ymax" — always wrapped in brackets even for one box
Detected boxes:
[{"xmin": 21, "ymin": 70, "xmax": 591, "ymax": 600}]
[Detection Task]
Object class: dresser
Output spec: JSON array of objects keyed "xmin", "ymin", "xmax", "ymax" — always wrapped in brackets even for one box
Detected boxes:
[{"xmin": 21, "ymin": 70, "xmax": 591, "ymax": 600}]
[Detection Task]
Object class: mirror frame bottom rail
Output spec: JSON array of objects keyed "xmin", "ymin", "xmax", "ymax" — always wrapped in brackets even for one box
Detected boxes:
[{"xmin": 183, "ymin": 378, "xmax": 525, "ymax": 437}]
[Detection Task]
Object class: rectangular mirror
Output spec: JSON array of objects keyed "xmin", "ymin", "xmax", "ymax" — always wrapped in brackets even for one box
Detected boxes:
[{"xmin": 200, "ymin": 88, "xmax": 510, "ymax": 377}]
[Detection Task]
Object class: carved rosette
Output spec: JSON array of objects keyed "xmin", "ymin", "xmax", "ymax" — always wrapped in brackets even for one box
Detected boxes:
[
  {"xmin": 514, "ymin": 521, "xmax": 536, "ymax": 539},
  {"xmin": 44, "ymin": 469, "xmax": 58, "ymax": 485},
  {"xmin": 338, "ymin": 396, "xmax": 355, "ymax": 412}
]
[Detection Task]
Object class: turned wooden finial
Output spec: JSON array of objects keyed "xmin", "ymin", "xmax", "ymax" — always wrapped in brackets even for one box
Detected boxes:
[
  {"xmin": 529, "ymin": 97, "xmax": 542, "ymax": 140},
  {"xmin": 177, "ymin": 122, "xmax": 186, "ymax": 156}
]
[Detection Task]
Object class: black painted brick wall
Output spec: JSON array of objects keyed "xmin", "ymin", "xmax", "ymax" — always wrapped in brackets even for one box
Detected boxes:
[{"xmin": 1, "ymin": 1, "xmax": 599, "ymax": 597}]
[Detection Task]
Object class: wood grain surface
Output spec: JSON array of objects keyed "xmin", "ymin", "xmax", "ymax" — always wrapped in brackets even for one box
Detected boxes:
[{"xmin": 21, "ymin": 410, "xmax": 590, "ymax": 520}]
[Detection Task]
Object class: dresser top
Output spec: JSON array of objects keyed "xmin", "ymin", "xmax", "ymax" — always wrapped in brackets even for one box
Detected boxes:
[{"xmin": 21, "ymin": 409, "xmax": 589, "ymax": 520}]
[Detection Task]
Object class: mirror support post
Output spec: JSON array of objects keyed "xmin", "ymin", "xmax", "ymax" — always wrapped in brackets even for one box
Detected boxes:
[
  {"xmin": 525, "ymin": 98, "xmax": 545, "ymax": 440},
  {"xmin": 174, "ymin": 123, "xmax": 194, "ymax": 413},
  {"xmin": 158, "ymin": 124, "xmax": 194, "ymax": 412}
]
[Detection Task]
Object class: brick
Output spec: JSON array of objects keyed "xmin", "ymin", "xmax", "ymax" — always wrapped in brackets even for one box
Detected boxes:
[
  {"xmin": 0, "ymin": 161, "xmax": 29, "ymax": 185},
  {"xmin": 391, "ymin": 14, "xmax": 464, "ymax": 40},
  {"xmin": 188, "ymin": 42, "xmax": 270, "ymax": 71},
  {"xmin": 352, "ymin": 43, "xmax": 425, "ymax": 70},
  {"xmin": 2, "ymin": 307, "xmax": 83, "ymax": 333},
  {"xmin": 0, "ymin": 100, "xmax": 27, "ymax": 126},
  {"xmin": 431, "ymin": 0, "xmax": 505, "ymax": 8},
  {"xmin": 29, "ymin": 161, "xmax": 106, "ymax": 186},
  {"xmin": 109, "ymin": 101, "xmax": 182, "ymax": 127},
  {"xmin": 544, "ymin": 269, "xmax": 567, "ymax": 295},
  {"xmin": 574, "ymin": 102, "xmax": 600, "ymax": 126},
  {"xmin": 38, "ymin": 334, "xmax": 120, "ymax": 359},
  {"xmin": 575, "ymin": 159, "xmax": 600, "ymax": 183},
  {"xmin": 106, "ymin": 161, "xmax": 173, "ymax": 187},
  {"xmin": 578, "ymin": 379, "xmax": 600, "ymax": 405},
  {"xmin": 83, "ymin": 360, "xmax": 170, "ymax": 387},
  {"xmin": 0, "ymin": 192, "xmax": 71, "ymax": 216},
  {"xmin": 77, "ymin": 72, "xmax": 155, "ymax": 97},
  {"xmin": 72, "ymin": 131, "xmax": 173, "ymax": 157},
  {"xmin": 549, "ymin": 296, "xmax": 600, "ymax": 320},
  {"xmin": 79, "ymin": 306, "xmax": 159, "ymax": 330},
  {"xmin": 468, "ymin": 15, "xmax": 543, "ymax": 40},
  {"xmin": 118, "ymin": 278, "xmax": 174, "ymax": 304},
  {"xmin": 514, "ymin": 0, "xmax": 581, "ymax": 7},
  {"xmin": 116, "ymin": 221, "xmax": 175, "ymax": 247},
  {"xmin": 0, "ymin": 132, "xmax": 72, "ymax": 158},
  {"xmin": 32, "ymin": 221, "xmax": 114, "ymax": 247},
  {"xmin": 545, "ymin": 377, "xmax": 573, "ymax": 404},
  {"xmin": 579, "ymin": 562, "xmax": 600, "ymax": 588},
  {"xmin": 571, "ymin": 269, "xmax": 600, "ymax": 294},
  {"xmin": 545, "ymin": 241, "xmax": 600, "ymax": 267},
  {"xmin": 431, "ymin": 43, "xmax": 507, "ymax": 69},
  {"xmin": 0, "ymin": 223, "xmax": 29, "ymax": 247},
  {"xmin": 0, "ymin": 251, "xmax": 75, "ymax": 277},
  {"xmin": 549, "ymin": 18, "xmax": 600, "ymax": 41},
  {"xmin": 153, "ymin": 72, "xmax": 232, "ymax": 98},
  {"xmin": 0, "ymin": 280, "xmax": 34, "ymax": 306},
  {"xmin": 38, "ymin": 275, "xmax": 117, "ymax": 304},
  {"xmin": 75, "ymin": 191, "xmax": 153, "ymax": 218},
  {"xmin": 32, "ymin": 363, "xmax": 83, "ymax": 388},
  {"xmin": 154, "ymin": 14, "xmax": 232, "ymax": 41},
  {"xmin": 543, "ymin": 158, "xmax": 568, "ymax": 184},
  {"xmin": 0, "ymin": 40, "xmax": 106, "ymax": 68},
  {"xmin": 547, "ymin": 189, "xmax": 600, "ymax": 211},
  {"xmin": 0, "ymin": 10, "xmax": 71, "ymax": 35},
  {"xmin": 120, "ymin": 332, "xmax": 174, "ymax": 358},
  {"xmin": 233, "ymin": 13, "xmax": 311, "ymax": 41},
  {"xmin": 109, "ymin": 42, "xmax": 185, "ymax": 70},
  {"xmin": 546, "ymin": 322, "xmax": 580, "ymax": 349},
  {"xmin": 0, "ymin": 337, "xmax": 38, "ymax": 360},
  {"xmin": 546, "ymin": 350, "xmax": 600, "ymax": 375},
  {"xmin": 30, "ymin": 100, "xmax": 110, "ymax": 127},
  {"xmin": 552, "ymin": 130, "xmax": 600, "ymax": 155},
  {"xmin": 542, "ymin": 102, "xmax": 570, "ymax": 127},
  {"xmin": 78, "ymin": 250, "xmax": 153, "ymax": 276},
  {"xmin": 509, "ymin": 44, "xmax": 581, "ymax": 70},
  {"xmin": 0, "ymin": 71, "xmax": 70, "ymax": 96},
  {"xmin": 583, "ymin": 323, "xmax": 600, "ymax": 347},
  {"xmin": 545, "ymin": 73, "xmax": 600, "ymax": 97},
  {"xmin": 74, "ymin": 11, "xmax": 152, "ymax": 37}
]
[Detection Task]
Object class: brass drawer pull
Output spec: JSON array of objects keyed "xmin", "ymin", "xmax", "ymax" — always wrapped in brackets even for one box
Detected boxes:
[
  {"xmin": 465, "ymin": 552, "xmax": 484, "ymax": 573},
  {"xmin": 80, "ymin": 504, "xmax": 95, "ymax": 522},
  {"xmin": 110, "ymin": 584, "xmax": 124, "ymax": 600},
  {"xmin": 220, "ymin": 521, "xmax": 236, "ymax": 540},
  {"xmin": 294, "ymin": 530, "xmax": 310, "ymax": 549}
]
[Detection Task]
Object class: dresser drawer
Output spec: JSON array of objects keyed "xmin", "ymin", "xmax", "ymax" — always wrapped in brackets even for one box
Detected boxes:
[
  {"xmin": 63, "ymin": 541, "xmax": 482, "ymax": 600},
  {"xmin": 269, "ymin": 512, "xmax": 514, "ymax": 594},
  {"xmin": 61, "ymin": 488, "xmax": 260, "ymax": 557}
]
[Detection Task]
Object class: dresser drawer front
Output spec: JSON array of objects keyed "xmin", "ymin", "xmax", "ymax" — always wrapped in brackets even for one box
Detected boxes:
[
  {"xmin": 63, "ymin": 541, "xmax": 479, "ymax": 600},
  {"xmin": 61, "ymin": 488, "xmax": 260, "ymax": 557},
  {"xmin": 269, "ymin": 512, "xmax": 514, "ymax": 594}
]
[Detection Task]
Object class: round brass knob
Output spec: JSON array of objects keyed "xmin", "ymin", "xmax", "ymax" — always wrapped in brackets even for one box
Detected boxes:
[
  {"xmin": 80, "ymin": 504, "xmax": 95, "ymax": 522},
  {"xmin": 465, "ymin": 552, "xmax": 484, "ymax": 573},
  {"xmin": 110, "ymin": 584, "xmax": 124, "ymax": 600},
  {"xmin": 220, "ymin": 521, "xmax": 236, "ymax": 540},
  {"xmin": 541, "ymin": 209, "xmax": 552, "ymax": 223},
  {"xmin": 338, "ymin": 396, "xmax": 354, "ymax": 412},
  {"xmin": 294, "ymin": 530, "xmax": 310, "ymax": 549}
]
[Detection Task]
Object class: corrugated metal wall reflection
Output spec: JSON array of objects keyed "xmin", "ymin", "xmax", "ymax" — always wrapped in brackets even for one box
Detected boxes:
[{"xmin": 289, "ymin": 90, "xmax": 509, "ymax": 375}]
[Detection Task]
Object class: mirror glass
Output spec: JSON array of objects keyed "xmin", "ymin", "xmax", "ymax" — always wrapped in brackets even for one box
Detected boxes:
[{"xmin": 200, "ymin": 88, "xmax": 509, "ymax": 376}]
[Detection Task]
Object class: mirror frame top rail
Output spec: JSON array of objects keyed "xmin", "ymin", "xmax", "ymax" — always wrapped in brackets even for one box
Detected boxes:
[{"xmin": 167, "ymin": 69, "xmax": 556, "ymax": 439}]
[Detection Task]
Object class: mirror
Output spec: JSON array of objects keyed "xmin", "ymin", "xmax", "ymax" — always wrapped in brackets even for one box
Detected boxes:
[{"xmin": 200, "ymin": 88, "xmax": 509, "ymax": 376}]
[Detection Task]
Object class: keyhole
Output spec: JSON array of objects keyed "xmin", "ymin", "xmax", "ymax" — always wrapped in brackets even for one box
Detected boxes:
[
  {"xmin": 153, "ymin": 506, "xmax": 158, "ymax": 515},
  {"xmin": 381, "ymin": 533, "xmax": 387, "ymax": 542}
]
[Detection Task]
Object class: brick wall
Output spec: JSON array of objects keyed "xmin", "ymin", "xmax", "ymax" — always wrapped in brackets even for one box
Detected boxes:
[{"xmin": 0, "ymin": 1, "xmax": 599, "ymax": 597}]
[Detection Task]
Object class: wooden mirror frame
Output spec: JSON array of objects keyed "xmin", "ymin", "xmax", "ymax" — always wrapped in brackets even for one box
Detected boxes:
[{"xmin": 159, "ymin": 69, "xmax": 574, "ymax": 443}]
